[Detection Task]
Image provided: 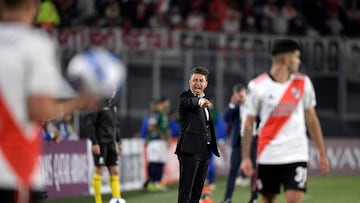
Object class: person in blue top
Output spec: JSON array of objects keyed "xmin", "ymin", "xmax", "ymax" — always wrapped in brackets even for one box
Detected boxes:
[
  {"xmin": 140, "ymin": 100, "xmax": 158, "ymax": 139},
  {"xmin": 221, "ymin": 83, "xmax": 258, "ymax": 203},
  {"xmin": 168, "ymin": 110, "xmax": 180, "ymax": 138}
]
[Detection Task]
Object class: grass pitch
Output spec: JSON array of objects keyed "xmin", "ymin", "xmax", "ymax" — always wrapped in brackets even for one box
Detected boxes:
[{"xmin": 44, "ymin": 175, "xmax": 360, "ymax": 203}]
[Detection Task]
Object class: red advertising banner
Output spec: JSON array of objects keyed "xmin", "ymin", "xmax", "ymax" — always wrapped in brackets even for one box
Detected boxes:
[{"xmin": 51, "ymin": 28, "xmax": 175, "ymax": 54}]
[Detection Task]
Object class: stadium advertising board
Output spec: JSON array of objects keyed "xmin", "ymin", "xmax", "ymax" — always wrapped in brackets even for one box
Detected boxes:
[
  {"xmin": 309, "ymin": 138, "xmax": 360, "ymax": 175},
  {"xmin": 40, "ymin": 140, "xmax": 89, "ymax": 199},
  {"xmin": 41, "ymin": 139, "xmax": 146, "ymax": 199},
  {"xmin": 87, "ymin": 139, "xmax": 146, "ymax": 195},
  {"xmin": 163, "ymin": 138, "xmax": 360, "ymax": 184},
  {"xmin": 40, "ymin": 138, "xmax": 359, "ymax": 199}
]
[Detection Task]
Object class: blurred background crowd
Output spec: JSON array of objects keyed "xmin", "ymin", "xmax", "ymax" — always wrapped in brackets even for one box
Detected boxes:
[{"xmin": 37, "ymin": 0, "xmax": 360, "ymax": 37}]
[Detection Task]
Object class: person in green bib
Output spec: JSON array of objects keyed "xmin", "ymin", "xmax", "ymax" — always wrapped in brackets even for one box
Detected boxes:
[{"xmin": 144, "ymin": 97, "xmax": 171, "ymax": 191}]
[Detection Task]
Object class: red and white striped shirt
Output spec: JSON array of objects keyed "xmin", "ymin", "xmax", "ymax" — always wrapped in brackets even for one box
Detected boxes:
[
  {"xmin": 244, "ymin": 73, "xmax": 316, "ymax": 164},
  {"xmin": 0, "ymin": 23, "xmax": 63, "ymax": 189}
]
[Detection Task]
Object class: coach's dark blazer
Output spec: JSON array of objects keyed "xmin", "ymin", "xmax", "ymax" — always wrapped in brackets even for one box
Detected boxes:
[{"xmin": 175, "ymin": 89, "xmax": 220, "ymax": 157}]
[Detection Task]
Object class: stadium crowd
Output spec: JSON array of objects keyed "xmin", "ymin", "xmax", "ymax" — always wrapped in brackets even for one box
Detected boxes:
[{"xmin": 38, "ymin": 0, "xmax": 360, "ymax": 37}]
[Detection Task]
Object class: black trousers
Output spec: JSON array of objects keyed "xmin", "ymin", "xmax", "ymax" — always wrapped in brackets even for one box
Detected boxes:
[
  {"xmin": 148, "ymin": 162, "xmax": 165, "ymax": 182},
  {"xmin": 177, "ymin": 151, "xmax": 210, "ymax": 203}
]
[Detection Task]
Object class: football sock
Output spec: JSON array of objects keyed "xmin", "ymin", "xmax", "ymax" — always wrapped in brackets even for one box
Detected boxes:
[
  {"xmin": 110, "ymin": 175, "xmax": 121, "ymax": 198},
  {"xmin": 92, "ymin": 173, "xmax": 102, "ymax": 203}
]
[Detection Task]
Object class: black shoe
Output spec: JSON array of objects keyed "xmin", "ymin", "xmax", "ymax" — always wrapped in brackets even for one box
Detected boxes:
[
  {"xmin": 38, "ymin": 191, "xmax": 48, "ymax": 200},
  {"xmin": 248, "ymin": 199, "xmax": 257, "ymax": 203},
  {"xmin": 221, "ymin": 198, "xmax": 231, "ymax": 203}
]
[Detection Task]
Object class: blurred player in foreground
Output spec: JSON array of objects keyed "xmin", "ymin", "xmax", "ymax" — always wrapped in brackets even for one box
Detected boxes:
[
  {"xmin": 240, "ymin": 39, "xmax": 330, "ymax": 203},
  {"xmin": 0, "ymin": 0, "xmax": 101, "ymax": 202}
]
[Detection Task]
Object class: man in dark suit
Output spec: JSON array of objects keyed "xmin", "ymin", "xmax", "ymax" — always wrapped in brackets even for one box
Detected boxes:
[{"xmin": 175, "ymin": 67, "xmax": 220, "ymax": 203}]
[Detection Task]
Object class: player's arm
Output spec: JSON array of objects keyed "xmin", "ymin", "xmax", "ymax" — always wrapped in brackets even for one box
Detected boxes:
[
  {"xmin": 224, "ymin": 93, "xmax": 240, "ymax": 123},
  {"xmin": 28, "ymin": 95, "xmax": 89, "ymax": 123},
  {"xmin": 114, "ymin": 110, "xmax": 123, "ymax": 155},
  {"xmin": 86, "ymin": 111, "xmax": 101, "ymax": 155},
  {"xmin": 305, "ymin": 107, "xmax": 330, "ymax": 175},
  {"xmin": 240, "ymin": 114, "xmax": 256, "ymax": 176},
  {"xmin": 27, "ymin": 36, "xmax": 99, "ymax": 123}
]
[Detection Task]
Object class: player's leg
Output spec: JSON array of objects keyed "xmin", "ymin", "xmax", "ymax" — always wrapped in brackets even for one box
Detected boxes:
[
  {"xmin": 222, "ymin": 145, "xmax": 241, "ymax": 202},
  {"xmin": 152, "ymin": 162, "xmax": 166, "ymax": 191},
  {"xmin": 285, "ymin": 190, "xmax": 304, "ymax": 203},
  {"xmin": 146, "ymin": 162, "xmax": 157, "ymax": 191},
  {"xmin": 249, "ymin": 135, "xmax": 258, "ymax": 202},
  {"xmin": 206, "ymin": 153, "xmax": 215, "ymax": 189},
  {"xmin": 92, "ymin": 144, "xmax": 107, "ymax": 203},
  {"xmin": 108, "ymin": 165, "xmax": 121, "ymax": 198},
  {"xmin": 257, "ymin": 164, "xmax": 281, "ymax": 203},
  {"xmin": 93, "ymin": 167, "xmax": 105, "ymax": 203},
  {"xmin": 261, "ymin": 194, "xmax": 277, "ymax": 203},
  {"xmin": 283, "ymin": 162, "xmax": 308, "ymax": 203},
  {"xmin": 107, "ymin": 143, "xmax": 121, "ymax": 198}
]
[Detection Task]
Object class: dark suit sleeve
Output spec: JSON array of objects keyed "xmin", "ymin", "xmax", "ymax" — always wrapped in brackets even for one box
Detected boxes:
[{"xmin": 180, "ymin": 91, "xmax": 200, "ymax": 110}]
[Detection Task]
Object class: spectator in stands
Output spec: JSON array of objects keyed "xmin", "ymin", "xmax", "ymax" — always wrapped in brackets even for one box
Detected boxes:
[
  {"xmin": 328, "ymin": 11, "xmax": 344, "ymax": 36},
  {"xmin": 129, "ymin": 0, "xmax": 154, "ymax": 28},
  {"xmin": 149, "ymin": 0, "xmax": 170, "ymax": 29},
  {"xmin": 76, "ymin": 0, "xmax": 97, "ymax": 26},
  {"xmin": 344, "ymin": 0, "xmax": 360, "ymax": 36},
  {"xmin": 186, "ymin": 9, "xmax": 205, "ymax": 31},
  {"xmin": 205, "ymin": 0, "xmax": 229, "ymax": 32},
  {"xmin": 240, "ymin": 0, "xmax": 260, "ymax": 33},
  {"xmin": 288, "ymin": 12, "xmax": 307, "ymax": 36},
  {"xmin": 277, "ymin": 0, "xmax": 298, "ymax": 35},
  {"xmin": 168, "ymin": 5, "xmax": 185, "ymax": 30},
  {"xmin": 41, "ymin": 121, "xmax": 62, "ymax": 143},
  {"xmin": 56, "ymin": 114, "xmax": 77, "ymax": 140},
  {"xmin": 222, "ymin": 8, "xmax": 241, "ymax": 33},
  {"xmin": 38, "ymin": 0, "xmax": 360, "ymax": 37},
  {"xmin": 102, "ymin": 0, "xmax": 122, "ymax": 27},
  {"xmin": 53, "ymin": 0, "xmax": 78, "ymax": 27},
  {"xmin": 303, "ymin": 1, "xmax": 331, "ymax": 35},
  {"xmin": 35, "ymin": 0, "xmax": 61, "ymax": 30}
]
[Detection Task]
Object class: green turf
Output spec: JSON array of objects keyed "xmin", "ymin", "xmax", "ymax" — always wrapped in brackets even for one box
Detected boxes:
[{"xmin": 44, "ymin": 176, "xmax": 360, "ymax": 203}]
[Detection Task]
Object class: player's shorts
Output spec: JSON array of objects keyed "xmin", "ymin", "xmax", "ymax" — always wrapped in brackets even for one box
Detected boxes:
[
  {"xmin": 93, "ymin": 142, "xmax": 119, "ymax": 167},
  {"xmin": 0, "ymin": 188, "xmax": 46, "ymax": 203},
  {"xmin": 256, "ymin": 162, "xmax": 308, "ymax": 195}
]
